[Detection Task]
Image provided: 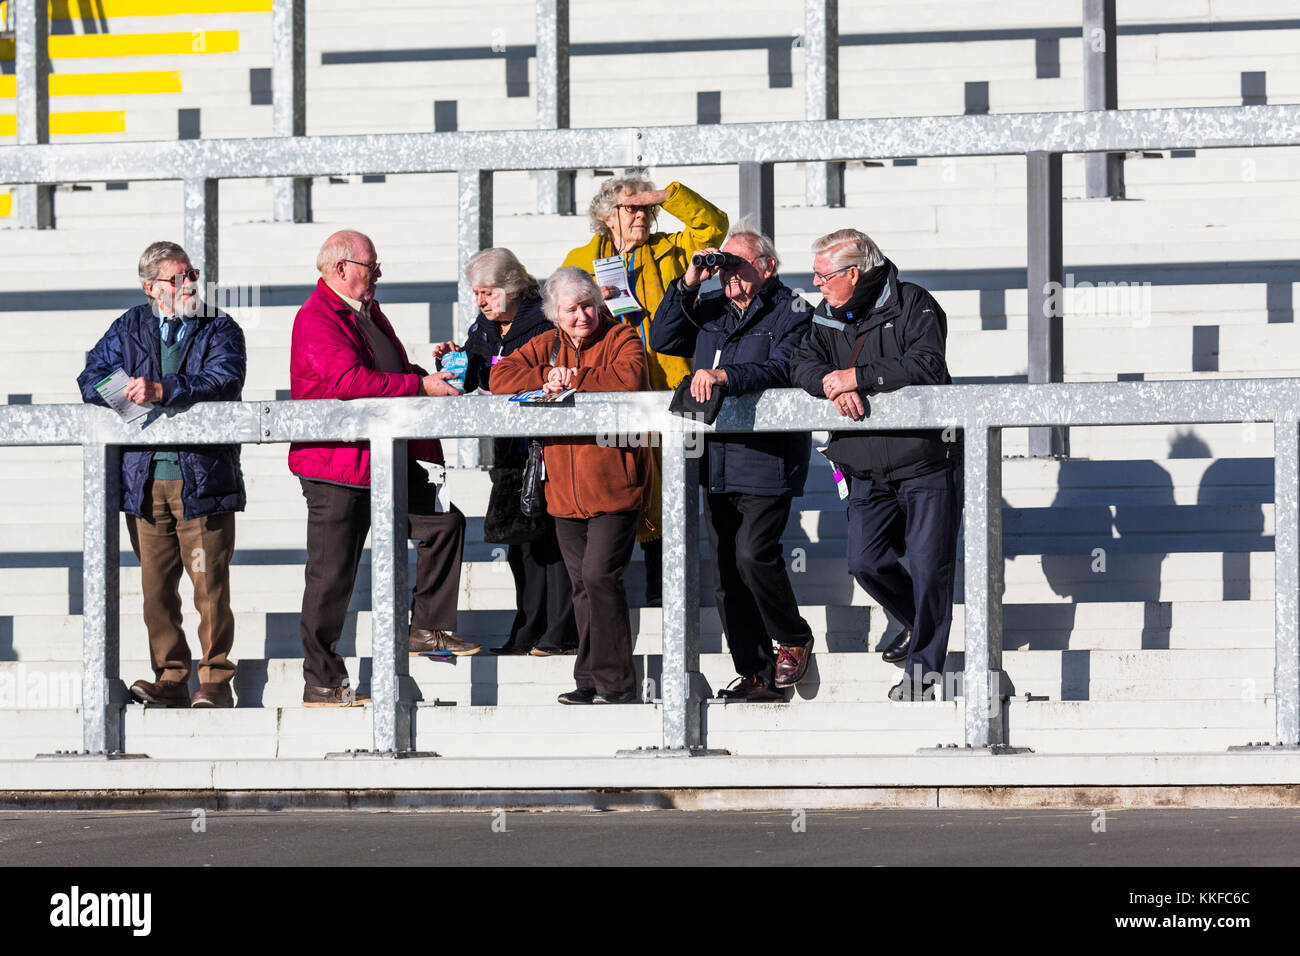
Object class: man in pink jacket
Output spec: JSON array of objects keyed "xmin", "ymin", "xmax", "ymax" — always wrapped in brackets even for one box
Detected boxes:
[{"xmin": 290, "ymin": 229, "xmax": 479, "ymax": 707}]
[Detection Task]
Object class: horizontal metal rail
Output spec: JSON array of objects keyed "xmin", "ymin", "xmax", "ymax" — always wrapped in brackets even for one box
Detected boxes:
[
  {"xmin": 0, "ymin": 106, "xmax": 1297, "ymax": 185},
  {"xmin": 1, "ymin": 379, "xmax": 1296, "ymax": 756}
]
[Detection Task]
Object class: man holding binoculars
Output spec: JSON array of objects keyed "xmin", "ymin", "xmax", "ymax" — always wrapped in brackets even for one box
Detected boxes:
[{"xmin": 650, "ymin": 223, "xmax": 815, "ymax": 701}]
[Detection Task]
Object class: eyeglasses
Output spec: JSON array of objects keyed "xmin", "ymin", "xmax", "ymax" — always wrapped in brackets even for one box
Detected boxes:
[
  {"xmin": 156, "ymin": 268, "xmax": 200, "ymax": 288},
  {"xmin": 341, "ymin": 259, "xmax": 382, "ymax": 276},
  {"xmin": 812, "ymin": 265, "xmax": 856, "ymax": 284},
  {"xmin": 614, "ymin": 204, "xmax": 653, "ymax": 214}
]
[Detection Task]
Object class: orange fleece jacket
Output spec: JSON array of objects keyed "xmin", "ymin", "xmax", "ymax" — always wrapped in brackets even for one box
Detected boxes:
[{"xmin": 491, "ymin": 321, "xmax": 654, "ymax": 520}]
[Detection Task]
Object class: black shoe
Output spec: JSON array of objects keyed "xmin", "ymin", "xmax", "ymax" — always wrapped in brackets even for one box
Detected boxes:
[
  {"xmin": 881, "ymin": 629, "xmax": 912, "ymax": 664},
  {"xmin": 593, "ymin": 689, "xmax": 636, "ymax": 704},
  {"xmin": 558, "ymin": 686, "xmax": 597, "ymax": 705},
  {"xmin": 490, "ymin": 642, "xmax": 532, "ymax": 655},
  {"xmin": 716, "ymin": 675, "xmax": 784, "ymax": 702},
  {"xmin": 888, "ymin": 678, "xmax": 936, "ymax": 702}
]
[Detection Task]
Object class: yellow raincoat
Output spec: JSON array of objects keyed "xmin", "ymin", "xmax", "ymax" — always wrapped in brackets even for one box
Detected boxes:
[{"xmin": 561, "ymin": 181, "xmax": 729, "ymax": 392}]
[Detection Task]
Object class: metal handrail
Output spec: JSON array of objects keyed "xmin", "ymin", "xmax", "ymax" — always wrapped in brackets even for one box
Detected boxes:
[{"xmin": 2, "ymin": 378, "xmax": 1296, "ymax": 755}]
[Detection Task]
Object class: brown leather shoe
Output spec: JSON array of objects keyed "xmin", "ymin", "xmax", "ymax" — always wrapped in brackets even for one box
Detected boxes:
[
  {"xmin": 409, "ymin": 627, "xmax": 481, "ymax": 656},
  {"xmin": 130, "ymin": 679, "xmax": 190, "ymax": 707},
  {"xmin": 192, "ymin": 683, "xmax": 234, "ymax": 709},
  {"xmin": 717, "ymin": 675, "xmax": 785, "ymax": 702},
  {"xmin": 302, "ymin": 684, "xmax": 370, "ymax": 707},
  {"xmin": 774, "ymin": 637, "xmax": 814, "ymax": 688}
]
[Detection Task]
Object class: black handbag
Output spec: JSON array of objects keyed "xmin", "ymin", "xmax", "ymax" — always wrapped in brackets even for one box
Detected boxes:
[
  {"xmin": 518, "ymin": 332, "xmax": 562, "ymax": 519},
  {"xmin": 520, "ymin": 440, "xmax": 547, "ymax": 518},
  {"xmin": 668, "ymin": 376, "xmax": 727, "ymax": 425},
  {"xmin": 483, "ymin": 466, "xmax": 548, "ymax": 545}
]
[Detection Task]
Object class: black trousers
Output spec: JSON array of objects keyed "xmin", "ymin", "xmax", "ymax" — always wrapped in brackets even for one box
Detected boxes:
[
  {"xmin": 553, "ymin": 511, "xmax": 639, "ymax": 696},
  {"xmin": 846, "ymin": 466, "xmax": 961, "ymax": 684},
  {"xmin": 299, "ymin": 462, "xmax": 465, "ymax": 688},
  {"xmin": 704, "ymin": 492, "xmax": 813, "ymax": 686},
  {"xmin": 505, "ymin": 523, "xmax": 578, "ymax": 651}
]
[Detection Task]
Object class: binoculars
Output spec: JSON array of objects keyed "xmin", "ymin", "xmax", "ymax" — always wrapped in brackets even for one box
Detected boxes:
[{"xmin": 692, "ymin": 251, "xmax": 746, "ymax": 269}]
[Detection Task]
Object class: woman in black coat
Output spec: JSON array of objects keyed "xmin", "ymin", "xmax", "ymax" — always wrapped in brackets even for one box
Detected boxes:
[{"xmin": 436, "ymin": 248, "xmax": 578, "ymax": 655}]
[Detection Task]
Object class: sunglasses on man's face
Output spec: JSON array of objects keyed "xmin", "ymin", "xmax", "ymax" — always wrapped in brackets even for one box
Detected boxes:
[{"xmin": 157, "ymin": 268, "xmax": 200, "ymax": 288}]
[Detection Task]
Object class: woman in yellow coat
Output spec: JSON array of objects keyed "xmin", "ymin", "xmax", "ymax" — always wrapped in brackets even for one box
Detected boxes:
[{"xmin": 562, "ymin": 177, "xmax": 729, "ymax": 605}]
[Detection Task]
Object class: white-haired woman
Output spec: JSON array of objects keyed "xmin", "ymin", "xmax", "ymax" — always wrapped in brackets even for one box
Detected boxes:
[
  {"xmin": 491, "ymin": 267, "xmax": 653, "ymax": 704},
  {"xmin": 562, "ymin": 176, "xmax": 729, "ymax": 607},
  {"xmin": 433, "ymin": 248, "xmax": 579, "ymax": 657}
]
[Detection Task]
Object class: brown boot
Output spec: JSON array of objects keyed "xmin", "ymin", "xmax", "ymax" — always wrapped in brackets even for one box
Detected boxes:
[
  {"xmin": 192, "ymin": 683, "xmax": 234, "ymax": 708},
  {"xmin": 409, "ymin": 627, "xmax": 481, "ymax": 656},
  {"xmin": 302, "ymin": 683, "xmax": 370, "ymax": 707},
  {"xmin": 130, "ymin": 679, "xmax": 190, "ymax": 707}
]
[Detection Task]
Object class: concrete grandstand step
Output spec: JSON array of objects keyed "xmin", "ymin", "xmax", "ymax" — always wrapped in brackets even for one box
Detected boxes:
[{"xmin": 1004, "ymin": 699, "xmax": 1278, "ymax": 754}]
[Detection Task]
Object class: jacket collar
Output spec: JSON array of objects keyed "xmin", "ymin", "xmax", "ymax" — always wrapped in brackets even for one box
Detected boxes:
[
  {"xmin": 814, "ymin": 259, "xmax": 901, "ymax": 332},
  {"xmin": 501, "ymin": 296, "xmax": 549, "ymax": 344}
]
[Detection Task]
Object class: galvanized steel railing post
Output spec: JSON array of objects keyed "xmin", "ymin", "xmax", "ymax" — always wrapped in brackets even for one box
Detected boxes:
[
  {"xmin": 803, "ymin": 0, "xmax": 843, "ymax": 207},
  {"xmin": 369, "ymin": 436, "xmax": 414, "ymax": 752},
  {"xmin": 1083, "ymin": 0, "xmax": 1125, "ymax": 199},
  {"xmin": 272, "ymin": 0, "xmax": 311, "ymax": 222},
  {"xmin": 738, "ymin": 161, "xmax": 775, "ymax": 239},
  {"xmin": 183, "ymin": 178, "xmax": 219, "ymax": 289},
  {"xmin": 962, "ymin": 426, "xmax": 1004, "ymax": 747},
  {"xmin": 660, "ymin": 421, "xmax": 702, "ymax": 749},
  {"xmin": 456, "ymin": 169, "xmax": 493, "ymax": 468},
  {"xmin": 1026, "ymin": 151, "xmax": 1067, "ymax": 458},
  {"xmin": 536, "ymin": 0, "xmax": 574, "ymax": 215},
  {"xmin": 1274, "ymin": 417, "xmax": 1300, "ymax": 744},
  {"xmin": 15, "ymin": 0, "xmax": 53, "ymax": 229},
  {"xmin": 82, "ymin": 442, "xmax": 124, "ymax": 754}
]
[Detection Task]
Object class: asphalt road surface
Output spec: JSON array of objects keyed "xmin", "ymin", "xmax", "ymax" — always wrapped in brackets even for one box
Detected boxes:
[{"xmin": 1, "ymin": 808, "xmax": 1297, "ymax": 866}]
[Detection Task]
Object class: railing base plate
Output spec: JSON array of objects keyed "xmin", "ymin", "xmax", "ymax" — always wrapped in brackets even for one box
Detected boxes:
[
  {"xmin": 917, "ymin": 745, "xmax": 1034, "ymax": 755},
  {"xmin": 35, "ymin": 751, "xmax": 150, "ymax": 760},
  {"xmin": 324, "ymin": 750, "xmax": 441, "ymax": 760},
  {"xmin": 615, "ymin": 747, "xmax": 732, "ymax": 758}
]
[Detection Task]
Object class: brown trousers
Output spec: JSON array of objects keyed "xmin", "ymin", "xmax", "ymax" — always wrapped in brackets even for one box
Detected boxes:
[{"xmin": 125, "ymin": 478, "xmax": 237, "ymax": 685}]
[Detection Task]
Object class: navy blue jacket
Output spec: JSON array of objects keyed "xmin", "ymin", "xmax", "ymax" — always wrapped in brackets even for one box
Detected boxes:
[
  {"xmin": 77, "ymin": 303, "xmax": 247, "ymax": 519},
  {"xmin": 790, "ymin": 258, "xmax": 955, "ymax": 482},
  {"xmin": 650, "ymin": 277, "xmax": 812, "ymax": 497}
]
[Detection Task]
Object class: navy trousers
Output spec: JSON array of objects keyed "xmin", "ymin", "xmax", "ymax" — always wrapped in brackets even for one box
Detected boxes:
[{"xmin": 846, "ymin": 466, "xmax": 961, "ymax": 684}]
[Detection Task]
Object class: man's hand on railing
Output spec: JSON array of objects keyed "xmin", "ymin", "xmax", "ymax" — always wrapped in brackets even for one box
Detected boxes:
[
  {"xmin": 821, "ymin": 369, "xmax": 859, "ymax": 401},
  {"xmin": 125, "ymin": 377, "xmax": 163, "ymax": 405},
  {"xmin": 834, "ymin": 391, "xmax": 865, "ymax": 421},
  {"xmin": 420, "ymin": 371, "xmax": 463, "ymax": 396},
  {"xmin": 690, "ymin": 367, "xmax": 727, "ymax": 402}
]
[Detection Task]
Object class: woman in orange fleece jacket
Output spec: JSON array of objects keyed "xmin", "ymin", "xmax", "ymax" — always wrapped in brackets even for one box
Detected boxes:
[{"xmin": 491, "ymin": 267, "xmax": 653, "ymax": 704}]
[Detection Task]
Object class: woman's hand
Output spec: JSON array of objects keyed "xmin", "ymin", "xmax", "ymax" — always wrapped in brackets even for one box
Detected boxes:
[
  {"xmin": 431, "ymin": 340, "xmax": 459, "ymax": 368},
  {"xmin": 620, "ymin": 188, "xmax": 668, "ymax": 208},
  {"xmin": 544, "ymin": 366, "xmax": 578, "ymax": 392}
]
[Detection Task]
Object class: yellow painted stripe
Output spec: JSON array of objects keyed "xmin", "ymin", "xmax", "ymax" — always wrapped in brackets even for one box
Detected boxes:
[
  {"xmin": 0, "ymin": 111, "xmax": 127, "ymax": 135},
  {"xmin": 51, "ymin": 31, "xmax": 240, "ymax": 58},
  {"xmin": 49, "ymin": 1, "xmax": 271, "ymax": 15},
  {"xmin": 0, "ymin": 1, "xmax": 268, "ymax": 16},
  {"xmin": 0, "ymin": 193, "xmax": 11, "ymax": 218},
  {"xmin": 0, "ymin": 32, "xmax": 239, "ymax": 60},
  {"xmin": 0, "ymin": 71, "xmax": 182, "ymax": 97}
]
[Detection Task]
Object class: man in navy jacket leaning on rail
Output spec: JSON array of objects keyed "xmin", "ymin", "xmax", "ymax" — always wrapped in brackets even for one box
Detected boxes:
[
  {"xmin": 77, "ymin": 241, "xmax": 247, "ymax": 710},
  {"xmin": 650, "ymin": 220, "xmax": 815, "ymax": 701},
  {"xmin": 790, "ymin": 228, "xmax": 961, "ymax": 702}
]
